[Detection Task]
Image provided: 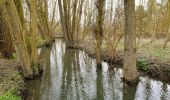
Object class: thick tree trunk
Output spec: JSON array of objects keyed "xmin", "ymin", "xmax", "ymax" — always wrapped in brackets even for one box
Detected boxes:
[
  {"xmin": 123, "ymin": 0, "xmax": 138, "ymax": 82},
  {"xmin": 95, "ymin": 0, "xmax": 105, "ymax": 67},
  {"xmin": 4, "ymin": 0, "xmax": 33, "ymax": 76}
]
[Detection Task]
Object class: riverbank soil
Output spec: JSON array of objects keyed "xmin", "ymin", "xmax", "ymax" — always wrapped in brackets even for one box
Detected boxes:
[
  {"xmin": 77, "ymin": 37, "xmax": 170, "ymax": 83},
  {"xmin": 0, "ymin": 59, "xmax": 24, "ymax": 99}
]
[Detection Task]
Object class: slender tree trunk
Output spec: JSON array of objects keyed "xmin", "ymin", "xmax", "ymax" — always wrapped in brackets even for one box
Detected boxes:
[
  {"xmin": 30, "ymin": 0, "xmax": 38, "ymax": 65},
  {"xmin": 33, "ymin": 0, "xmax": 53, "ymax": 46},
  {"xmin": 58, "ymin": 0, "xmax": 83, "ymax": 47},
  {"xmin": 95, "ymin": 0, "xmax": 105, "ymax": 67},
  {"xmin": 14, "ymin": 0, "xmax": 24, "ymax": 27},
  {"xmin": 44, "ymin": 0, "xmax": 53, "ymax": 45},
  {"xmin": 164, "ymin": 0, "xmax": 170, "ymax": 49},
  {"xmin": 123, "ymin": 0, "xmax": 138, "ymax": 82}
]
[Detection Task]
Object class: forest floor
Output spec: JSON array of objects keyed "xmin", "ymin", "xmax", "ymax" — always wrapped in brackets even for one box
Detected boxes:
[
  {"xmin": 0, "ymin": 59, "xmax": 24, "ymax": 99},
  {"xmin": 77, "ymin": 37, "xmax": 170, "ymax": 83}
]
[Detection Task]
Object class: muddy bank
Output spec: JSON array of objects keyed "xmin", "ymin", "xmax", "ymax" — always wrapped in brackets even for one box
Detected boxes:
[
  {"xmin": 76, "ymin": 40, "xmax": 170, "ymax": 83},
  {"xmin": 0, "ymin": 59, "xmax": 25, "ymax": 99}
]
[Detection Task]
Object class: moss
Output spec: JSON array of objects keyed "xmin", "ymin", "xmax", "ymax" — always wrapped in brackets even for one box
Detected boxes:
[{"xmin": 0, "ymin": 92, "xmax": 21, "ymax": 100}]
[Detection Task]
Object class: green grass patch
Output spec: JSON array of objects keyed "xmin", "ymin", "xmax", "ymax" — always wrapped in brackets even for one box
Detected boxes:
[{"xmin": 0, "ymin": 92, "xmax": 21, "ymax": 100}]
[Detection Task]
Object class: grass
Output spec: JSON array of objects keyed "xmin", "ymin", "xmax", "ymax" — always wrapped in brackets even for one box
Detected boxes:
[
  {"xmin": 0, "ymin": 92, "xmax": 21, "ymax": 100},
  {"xmin": 90, "ymin": 37, "xmax": 170, "ymax": 64},
  {"xmin": 112, "ymin": 38, "xmax": 170, "ymax": 64},
  {"xmin": 137, "ymin": 39, "xmax": 170, "ymax": 63}
]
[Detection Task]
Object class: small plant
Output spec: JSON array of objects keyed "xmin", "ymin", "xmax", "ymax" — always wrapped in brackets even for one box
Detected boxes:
[
  {"xmin": 0, "ymin": 92, "xmax": 21, "ymax": 100},
  {"xmin": 10, "ymin": 53, "xmax": 17, "ymax": 60},
  {"xmin": 137, "ymin": 59, "xmax": 149, "ymax": 72},
  {"xmin": 32, "ymin": 64, "xmax": 40, "ymax": 76}
]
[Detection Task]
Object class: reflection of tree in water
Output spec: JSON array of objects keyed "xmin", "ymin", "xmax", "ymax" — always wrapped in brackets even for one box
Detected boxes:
[
  {"xmin": 59, "ymin": 49, "xmax": 96, "ymax": 100},
  {"xmin": 26, "ymin": 47, "xmax": 52, "ymax": 100},
  {"xmin": 123, "ymin": 83, "xmax": 137, "ymax": 100},
  {"xmin": 60, "ymin": 49, "xmax": 74, "ymax": 99},
  {"xmin": 40, "ymin": 47, "xmax": 52, "ymax": 100},
  {"xmin": 26, "ymin": 40, "xmax": 170, "ymax": 100},
  {"xmin": 96, "ymin": 68, "xmax": 104, "ymax": 100}
]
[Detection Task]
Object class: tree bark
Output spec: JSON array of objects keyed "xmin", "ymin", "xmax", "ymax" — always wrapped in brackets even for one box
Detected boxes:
[
  {"xmin": 123, "ymin": 0, "xmax": 138, "ymax": 82},
  {"xmin": 30, "ymin": 0, "xmax": 38, "ymax": 65}
]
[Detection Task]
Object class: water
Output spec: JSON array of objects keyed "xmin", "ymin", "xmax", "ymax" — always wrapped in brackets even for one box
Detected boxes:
[{"xmin": 26, "ymin": 39, "xmax": 170, "ymax": 100}]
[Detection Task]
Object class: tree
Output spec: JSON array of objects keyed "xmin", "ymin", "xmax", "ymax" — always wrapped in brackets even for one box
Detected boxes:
[
  {"xmin": 0, "ymin": 8, "xmax": 14, "ymax": 59},
  {"xmin": 35, "ymin": 0, "xmax": 53, "ymax": 46},
  {"xmin": 2, "ymin": 0, "xmax": 33, "ymax": 76},
  {"xmin": 30, "ymin": 0, "xmax": 38, "ymax": 68},
  {"xmin": 58, "ymin": 0, "xmax": 84, "ymax": 47},
  {"xmin": 164, "ymin": 0, "xmax": 170, "ymax": 49},
  {"xmin": 95, "ymin": 0, "xmax": 105, "ymax": 67},
  {"xmin": 123, "ymin": 0, "xmax": 138, "ymax": 82}
]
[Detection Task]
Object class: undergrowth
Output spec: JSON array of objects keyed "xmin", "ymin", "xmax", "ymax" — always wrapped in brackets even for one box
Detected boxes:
[
  {"xmin": 137, "ymin": 59, "xmax": 149, "ymax": 72},
  {"xmin": 0, "ymin": 92, "xmax": 21, "ymax": 100}
]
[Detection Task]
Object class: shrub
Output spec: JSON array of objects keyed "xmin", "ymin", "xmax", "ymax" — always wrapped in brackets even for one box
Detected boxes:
[{"xmin": 137, "ymin": 59, "xmax": 149, "ymax": 72}]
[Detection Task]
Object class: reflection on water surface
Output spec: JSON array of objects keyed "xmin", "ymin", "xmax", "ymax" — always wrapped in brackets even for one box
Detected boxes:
[{"xmin": 26, "ymin": 39, "xmax": 170, "ymax": 100}]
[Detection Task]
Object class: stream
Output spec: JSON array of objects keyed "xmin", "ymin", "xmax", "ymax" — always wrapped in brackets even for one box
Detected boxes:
[{"xmin": 26, "ymin": 39, "xmax": 170, "ymax": 100}]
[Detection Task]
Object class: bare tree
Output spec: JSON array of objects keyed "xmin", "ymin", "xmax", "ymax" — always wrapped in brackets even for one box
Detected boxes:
[{"xmin": 58, "ymin": 0, "xmax": 84, "ymax": 47}]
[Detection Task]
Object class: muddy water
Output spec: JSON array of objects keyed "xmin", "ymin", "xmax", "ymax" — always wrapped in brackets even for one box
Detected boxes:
[{"xmin": 26, "ymin": 39, "xmax": 170, "ymax": 100}]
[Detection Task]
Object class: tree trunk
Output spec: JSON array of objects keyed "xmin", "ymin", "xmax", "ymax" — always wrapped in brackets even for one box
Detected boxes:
[
  {"xmin": 58, "ymin": 0, "xmax": 67, "ymax": 40},
  {"xmin": 123, "ymin": 0, "xmax": 138, "ymax": 82},
  {"xmin": 58, "ymin": 0, "xmax": 83, "ymax": 48},
  {"xmin": 95, "ymin": 0, "xmax": 105, "ymax": 67},
  {"xmin": 0, "ymin": 8, "xmax": 14, "ymax": 59},
  {"xmin": 30, "ymin": 0, "xmax": 38, "ymax": 66},
  {"xmin": 163, "ymin": 0, "xmax": 170, "ymax": 49},
  {"xmin": 3, "ymin": 0, "xmax": 33, "ymax": 76}
]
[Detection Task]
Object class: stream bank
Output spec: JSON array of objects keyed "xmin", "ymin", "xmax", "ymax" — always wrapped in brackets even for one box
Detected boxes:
[
  {"xmin": 0, "ymin": 38, "xmax": 51, "ymax": 100},
  {"xmin": 76, "ymin": 39, "xmax": 170, "ymax": 83}
]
